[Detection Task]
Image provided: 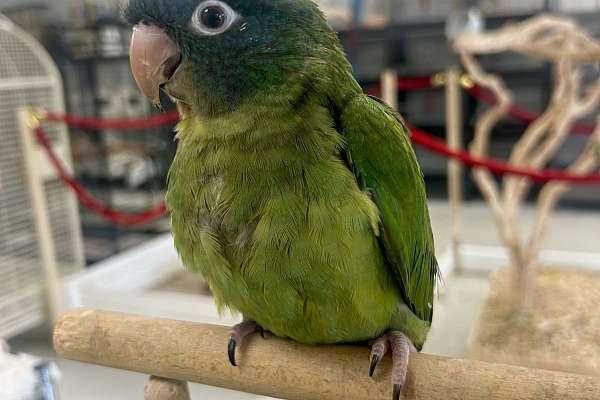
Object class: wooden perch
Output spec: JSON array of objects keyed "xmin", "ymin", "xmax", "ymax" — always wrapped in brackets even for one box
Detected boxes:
[{"xmin": 54, "ymin": 310, "xmax": 600, "ymax": 400}]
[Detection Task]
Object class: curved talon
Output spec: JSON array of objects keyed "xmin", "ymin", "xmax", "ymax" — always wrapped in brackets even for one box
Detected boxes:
[
  {"xmin": 369, "ymin": 354, "xmax": 380, "ymax": 377},
  {"xmin": 228, "ymin": 337, "xmax": 237, "ymax": 367},
  {"xmin": 393, "ymin": 384, "xmax": 401, "ymax": 400}
]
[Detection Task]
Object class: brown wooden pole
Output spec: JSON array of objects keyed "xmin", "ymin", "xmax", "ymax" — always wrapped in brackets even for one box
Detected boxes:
[
  {"xmin": 54, "ymin": 310, "xmax": 600, "ymax": 400},
  {"xmin": 381, "ymin": 69, "xmax": 398, "ymax": 111},
  {"xmin": 18, "ymin": 109, "xmax": 63, "ymax": 326},
  {"xmin": 145, "ymin": 376, "xmax": 191, "ymax": 400},
  {"xmin": 445, "ymin": 69, "xmax": 464, "ymax": 274}
]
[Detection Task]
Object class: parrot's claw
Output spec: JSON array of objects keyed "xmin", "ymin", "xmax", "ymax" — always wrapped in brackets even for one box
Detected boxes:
[
  {"xmin": 369, "ymin": 354, "xmax": 380, "ymax": 377},
  {"xmin": 228, "ymin": 337, "xmax": 238, "ymax": 367},
  {"xmin": 369, "ymin": 331, "xmax": 414, "ymax": 400},
  {"xmin": 393, "ymin": 384, "xmax": 402, "ymax": 400},
  {"xmin": 228, "ymin": 320, "xmax": 264, "ymax": 367}
]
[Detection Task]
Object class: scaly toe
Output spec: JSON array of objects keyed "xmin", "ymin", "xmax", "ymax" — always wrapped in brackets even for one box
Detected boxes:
[
  {"xmin": 369, "ymin": 335, "xmax": 389, "ymax": 378},
  {"xmin": 388, "ymin": 331, "xmax": 413, "ymax": 400}
]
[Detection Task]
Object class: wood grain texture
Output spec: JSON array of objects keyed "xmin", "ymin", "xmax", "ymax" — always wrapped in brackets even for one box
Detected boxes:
[{"xmin": 54, "ymin": 309, "xmax": 600, "ymax": 400}]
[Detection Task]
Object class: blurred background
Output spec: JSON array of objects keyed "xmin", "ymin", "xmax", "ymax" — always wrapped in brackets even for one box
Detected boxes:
[{"xmin": 0, "ymin": 0, "xmax": 598, "ymax": 399}]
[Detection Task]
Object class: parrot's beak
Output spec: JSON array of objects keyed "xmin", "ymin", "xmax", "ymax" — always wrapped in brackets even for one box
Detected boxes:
[{"xmin": 130, "ymin": 23, "xmax": 182, "ymax": 107}]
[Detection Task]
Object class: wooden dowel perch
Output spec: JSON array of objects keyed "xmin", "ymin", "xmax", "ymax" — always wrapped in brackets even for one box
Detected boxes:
[{"xmin": 54, "ymin": 310, "xmax": 600, "ymax": 400}]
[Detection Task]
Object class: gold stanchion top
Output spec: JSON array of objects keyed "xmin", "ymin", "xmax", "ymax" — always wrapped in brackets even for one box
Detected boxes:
[{"xmin": 25, "ymin": 107, "xmax": 48, "ymax": 129}]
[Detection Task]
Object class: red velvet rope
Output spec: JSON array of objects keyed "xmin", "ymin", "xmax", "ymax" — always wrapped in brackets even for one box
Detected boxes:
[
  {"xmin": 466, "ymin": 85, "xmax": 597, "ymax": 135},
  {"xmin": 35, "ymin": 123, "xmax": 599, "ymax": 227},
  {"xmin": 45, "ymin": 110, "xmax": 180, "ymax": 130},
  {"xmin": 409, "ymin": 125, "xmax": 600, "ymax": 184},
  {"xmin": 34, "ymin": 76, "xmax": 600, "ymax": 227},
  {"xmin": 366, "ymin": 76, "xmax": 436, "ymax": 97},
  {"xmin": 42, "ymin": 77, "xmax": 596, "ymax": 135},
  {"xmin": 35, "ymin": 126, "xmax": 167, "ymax": 226}
]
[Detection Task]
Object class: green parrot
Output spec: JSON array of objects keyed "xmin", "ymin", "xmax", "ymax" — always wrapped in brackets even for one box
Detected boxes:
[{"xmin": 126, "ymin": 0, "xmax": 438, "ymax": 398}]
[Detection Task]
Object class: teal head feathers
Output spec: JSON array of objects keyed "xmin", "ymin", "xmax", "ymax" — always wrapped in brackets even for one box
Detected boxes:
[{"xmin": 125, "ymin": 0, "xmax": 350, "ymax": 116}]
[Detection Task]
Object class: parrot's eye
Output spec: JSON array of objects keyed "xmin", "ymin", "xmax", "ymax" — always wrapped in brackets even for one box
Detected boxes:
[{"xmin": 191, "ymin": 0, "xmax": 238, "ymax": 36}]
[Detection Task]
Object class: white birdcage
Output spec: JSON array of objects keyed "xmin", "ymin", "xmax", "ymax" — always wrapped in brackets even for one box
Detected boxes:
[{"xmin": 0, "ymin": 15, "xmax": 84, "ymax": 339}]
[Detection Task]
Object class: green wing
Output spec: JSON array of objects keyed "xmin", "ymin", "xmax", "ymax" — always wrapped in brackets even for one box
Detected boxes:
[{"xmin": 337, "ymin": 94, "xmax": 438, "ymax": 323}]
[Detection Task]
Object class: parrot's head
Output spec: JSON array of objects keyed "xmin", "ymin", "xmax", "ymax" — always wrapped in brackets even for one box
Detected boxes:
[{"xmin": 125, "ymin": 0, "xmax": 343, "ymax": 116}]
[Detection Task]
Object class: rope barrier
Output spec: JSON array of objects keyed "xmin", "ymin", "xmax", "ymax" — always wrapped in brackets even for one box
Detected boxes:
[
  {"xmin": 409, "ymin": 125, "xmax": 600, "ymax": 185},
  {"xmin": 29, "ymin": 74, "xmax": 600, "ymax": 227},
  {"xmin": 44, "ymin": 110, "xmax": 180, "ymax": 131},
  {"xmin": 366, "ymin": 76, "xmax": 597, "ymax": 136},
  {"xmin": 465, "ymin": 85, "xmax": 597, "ymax": 135},
  {"xmin": 33, "ymin": 122, "xmax": 600, "ymax": 227},
  {"xmin": 366, "ymin": 76, "xmax": 437, "ymax": 97},
  {"xmin": 38, "ymin": 75, "xmax": 597, "ymax": 135},
  {"xmin": 34, "ymin": 125, "xmax": 167, "ymax": 227}
]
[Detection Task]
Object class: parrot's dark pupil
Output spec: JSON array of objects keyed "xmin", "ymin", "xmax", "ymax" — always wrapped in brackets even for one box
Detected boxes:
[{"xmin": 201, "ymin": 6, "xmax": 226, "ymax": 29}]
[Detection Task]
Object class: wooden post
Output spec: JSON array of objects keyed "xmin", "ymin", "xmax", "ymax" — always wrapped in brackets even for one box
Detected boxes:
[
  {"xmin": 145, "ymin": 376, "xmax": 191, "ymax": 400},
  {"xmin": 381, "ymin": 69, "xmax": 398, "ymax": 110},
  {"xmin": 54, "ymin": 310, "xmax": 600, "ymax": 400},
  {"xmin": 18, "ymin": 109, "xmax": 62, "ymax": 325},
  {"xmin": 445, "ymin": 68, "xmax": 464, "ymax": 274}
]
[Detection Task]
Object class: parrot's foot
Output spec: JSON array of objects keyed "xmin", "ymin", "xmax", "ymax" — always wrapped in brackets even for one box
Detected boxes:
[
  {"xmin": 228, "ymin": 320, "xmax": 264, "ymax": 367},
  {"xmin": 369, "ymin": 331, "xmax": 416, "ymax": 400}
]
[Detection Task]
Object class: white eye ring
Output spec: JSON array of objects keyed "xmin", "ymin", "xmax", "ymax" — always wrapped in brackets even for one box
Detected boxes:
[{"xmin": 191, "ymin": 0, "xmax": 239, "ymax": 36}]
